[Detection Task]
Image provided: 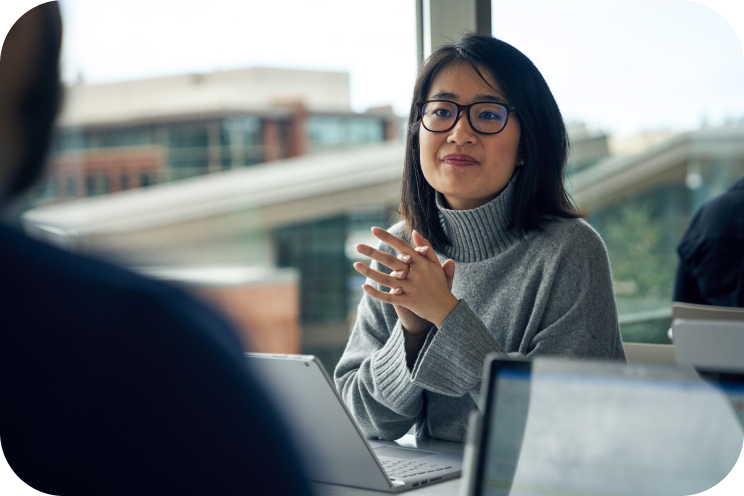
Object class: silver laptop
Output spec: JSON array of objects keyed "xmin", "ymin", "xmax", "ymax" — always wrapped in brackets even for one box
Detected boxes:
[
  {"xmin": 460, "ymin": 357, "xmax": 744, "ymax": 496},
  {"xmin": 673, "ymin": 319, "xmax": 744, "ymax": 371},
  {"xmin": 245, "ymin": 353, "xmax": 463, "ymax": 493}
]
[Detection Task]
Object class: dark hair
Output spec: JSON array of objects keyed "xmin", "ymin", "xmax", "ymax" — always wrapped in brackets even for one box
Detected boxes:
[
  {"xmin": 400, "ymin": 33, "xmax": 580, "ymax": 248},
  {"xmin": 5, "ymin": 2, "xmax": 64, "ymax": 198}
]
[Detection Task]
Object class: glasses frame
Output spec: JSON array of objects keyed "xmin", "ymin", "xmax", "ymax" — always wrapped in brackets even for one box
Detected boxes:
[{"xmin": 415, "ymin": 99, "xmax": 517, "ymax": 135}]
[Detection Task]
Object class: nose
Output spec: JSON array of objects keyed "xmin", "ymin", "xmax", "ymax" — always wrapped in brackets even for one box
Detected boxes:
[{"xmin": 447, "ymin": 110, "xmax": 477, "ymax": 146}]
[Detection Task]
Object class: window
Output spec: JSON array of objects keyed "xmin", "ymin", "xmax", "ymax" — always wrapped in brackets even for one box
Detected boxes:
[
  {"xmin": 307, "ymin": 116, "xmax": 385, "ymax": 151},
  {"xmin": 85, "ymin": 174, "xmax": 109, "ymax": 196},
  {"xmin": 66, "ymin": 176, "xmax": 76, "ymax": 198}
]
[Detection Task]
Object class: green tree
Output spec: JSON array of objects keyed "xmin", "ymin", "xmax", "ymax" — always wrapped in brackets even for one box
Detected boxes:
[{"xmin": 603, "ymin": 202, "xmax": 674, "ymax": 304}]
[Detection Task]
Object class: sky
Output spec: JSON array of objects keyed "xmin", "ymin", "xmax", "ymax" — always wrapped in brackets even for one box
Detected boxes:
[{"xmin": 2, "ymin": 0, "xmax": 744, "ymax": 137}]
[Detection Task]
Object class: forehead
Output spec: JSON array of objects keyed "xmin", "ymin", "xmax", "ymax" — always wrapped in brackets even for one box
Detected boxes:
[{"xmin": 426, "ymin": 62, "xmax": 505, "ymax": 101}]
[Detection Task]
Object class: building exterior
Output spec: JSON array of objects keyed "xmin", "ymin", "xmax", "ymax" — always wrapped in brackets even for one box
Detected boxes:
[
  {"xmin": 571, "ymin": 126, "xmax": 744, "ymax": 343},
  {"xmin": 27, "ymin": 82, "xmax": 743, "ymax": 370},
  {"xmin": 32, "ymin": 67, "xmax": 398, "ymax": 206},
  {"xmin": 24, "ymin": 141, "xmax": 405, "ymax": 372}
]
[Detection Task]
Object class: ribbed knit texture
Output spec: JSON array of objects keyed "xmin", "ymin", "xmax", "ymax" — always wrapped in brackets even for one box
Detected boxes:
[
  {"xmin": 335, "ymin": 173, "xmax": 625, "ymax": 442},
  {"xmin": 436, "ymin": 176, "xmax": 520, "ymax": 262}
]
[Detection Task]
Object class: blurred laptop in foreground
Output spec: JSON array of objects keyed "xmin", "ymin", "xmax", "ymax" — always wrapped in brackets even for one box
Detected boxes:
[
  {"xmin": 246, "ymin": 353, "xmax": 464, "ymax": 493},
  {"xmin": 461, "ymin": 357, "xmax": 744, "ymax": 496}
]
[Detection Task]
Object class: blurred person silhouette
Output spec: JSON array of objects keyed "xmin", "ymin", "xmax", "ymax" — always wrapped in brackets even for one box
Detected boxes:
[
  {"xmin": 0, "ymin": 3, "xmax": 311, "ymax": 495},
  {"xmin": 674, "ymin": 176, "xmax": 744, "ymax": 307}
]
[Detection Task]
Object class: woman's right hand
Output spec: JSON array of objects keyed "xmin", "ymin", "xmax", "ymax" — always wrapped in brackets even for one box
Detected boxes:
[
  {"xmin": 390, "ymin": 290, "xmax": 431, "ymax": 335},
  {"xmin": 356, "ymin": 230, "xmax": 456, "ymax": 336}
]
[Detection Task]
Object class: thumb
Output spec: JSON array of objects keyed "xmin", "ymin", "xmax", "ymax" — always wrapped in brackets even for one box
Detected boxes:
[
  {"xmin": 442, "ymin": 259, "xmax": 455, "ymax": 290},
  {"xmin": 412, "ymin": 230, "xmax": 440, "ymax": 264}
]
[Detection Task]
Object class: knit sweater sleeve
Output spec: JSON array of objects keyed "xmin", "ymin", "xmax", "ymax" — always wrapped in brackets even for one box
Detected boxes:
[
  {"xmin": 410, "ymin": 220, "xmax": 625, "ymax": 403},
  {"xmin": 334, "ymin": 245, "xmax": 424, "ymax": 440}
]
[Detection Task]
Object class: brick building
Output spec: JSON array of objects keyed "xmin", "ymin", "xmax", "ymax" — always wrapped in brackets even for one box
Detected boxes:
[{"xmin": 34, "ymin": 67, "xmax": 398, "ymax": 204}]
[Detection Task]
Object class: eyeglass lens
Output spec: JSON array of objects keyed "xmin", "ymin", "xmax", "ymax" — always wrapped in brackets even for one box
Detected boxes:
[{"xmin": 421, "ymin": 101, "xmax": 508, "ymax": 134}]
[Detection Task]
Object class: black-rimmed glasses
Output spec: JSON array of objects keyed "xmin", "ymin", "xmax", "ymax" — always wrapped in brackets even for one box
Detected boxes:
[{"xmin": 415, "ymin": 100, "xmax": 516, "ymax": 135}]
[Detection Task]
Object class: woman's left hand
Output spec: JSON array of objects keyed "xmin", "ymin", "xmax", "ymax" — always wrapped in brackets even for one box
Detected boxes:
[{"xmin": 354, "ymin": 227, "xmax": 459, "ymax": 329}]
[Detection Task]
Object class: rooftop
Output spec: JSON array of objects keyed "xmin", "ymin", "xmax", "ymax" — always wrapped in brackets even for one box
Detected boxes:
[{"xmin": 59, "ymin": 67, "xmax": 353, "ymax": 128}]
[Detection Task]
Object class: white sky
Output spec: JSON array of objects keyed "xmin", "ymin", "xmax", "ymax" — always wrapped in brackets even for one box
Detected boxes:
[{"xmin": 2, "ymin": 0, "xmax": 744, "ymax": 136}]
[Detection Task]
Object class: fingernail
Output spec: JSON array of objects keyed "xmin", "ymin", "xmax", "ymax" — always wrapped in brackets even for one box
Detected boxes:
[
  {"xmin": 356, "ymin": 244, "xmax": 366, "ymax": 253},
  {"xmin": 393, "ymin": 287, "xmax": 402, "ymax": 295},
  {"xmin": 415, "ymin": 246, "xmax": 428, "ymax": 253},
  {"xmin": 400, "ymin": 254, "xmax": 412, "ymax": 263},
  {"xmin": 392, "ymin": 271, "xmax": 403, "ymax": 277}
]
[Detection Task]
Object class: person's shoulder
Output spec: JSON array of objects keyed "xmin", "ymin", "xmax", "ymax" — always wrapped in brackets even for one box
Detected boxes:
[
  {"xmin": 0, "ymin": 224, "xmax": 242, "ymax": 354},
  {"xmin": 538, "ymin": 217, "xmax": 605, "ymax": 253},
  {"xmin": 387, "ymin": 220, "xmax": 407, "ymax": 238},
  {"xmin": 699, "ymin": 180, "xmax": 744, "ymax": 217}
]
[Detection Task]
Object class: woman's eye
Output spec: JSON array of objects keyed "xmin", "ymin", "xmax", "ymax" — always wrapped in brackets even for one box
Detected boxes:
[
  {"xmin": 479, "ymin": 111, "xmax": 501, "ymax": 120},
  {"xmin": 433, "ymin": 108, "xmax": 452, "ymax": 118}
]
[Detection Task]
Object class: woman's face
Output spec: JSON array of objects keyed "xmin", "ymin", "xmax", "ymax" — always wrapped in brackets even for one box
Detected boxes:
[{"xmin": 419, "ymin": 63, "xmax": 521, "ymax": 211}]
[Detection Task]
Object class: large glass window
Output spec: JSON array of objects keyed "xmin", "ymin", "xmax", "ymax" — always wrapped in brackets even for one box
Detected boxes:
[
  {"xmin": 492, "ymin": 0, "xmax": 744, "ymax": 343},
  {"xmin": 307, "ymin": 116, "xmax": 385, "ymax": 151}
]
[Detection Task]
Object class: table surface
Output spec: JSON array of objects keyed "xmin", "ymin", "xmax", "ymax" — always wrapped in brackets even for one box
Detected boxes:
[{"xmin": 311, "ymin": 477, "xmax": 461, "ymax": 495}]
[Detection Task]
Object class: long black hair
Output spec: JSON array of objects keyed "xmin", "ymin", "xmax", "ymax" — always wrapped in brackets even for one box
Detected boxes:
[{"xmin": 400, "ymin": 33, "xmax": 580, "ymax": 248}]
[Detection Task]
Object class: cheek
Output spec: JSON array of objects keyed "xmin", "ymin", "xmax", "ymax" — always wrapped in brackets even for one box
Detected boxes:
[{"xmin": 418, "ymin": 128, "xmax": 439, "ymax": 167}]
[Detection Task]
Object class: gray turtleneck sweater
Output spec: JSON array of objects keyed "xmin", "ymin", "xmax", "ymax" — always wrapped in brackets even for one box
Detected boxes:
[{"xmin": 334, "ymin": 177, "xmax": 625, "ymax": 442}]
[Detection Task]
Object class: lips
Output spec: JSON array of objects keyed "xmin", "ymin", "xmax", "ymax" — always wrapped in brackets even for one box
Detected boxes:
[{"xmin": 442, "ymin": 154, "xmax": 478, "ymax": 166}]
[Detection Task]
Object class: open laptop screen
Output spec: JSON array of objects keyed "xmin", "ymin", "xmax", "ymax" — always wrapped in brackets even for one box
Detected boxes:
[{"xmin": 474, "ymin": 359, "xmax": 744, "ymax": 496}]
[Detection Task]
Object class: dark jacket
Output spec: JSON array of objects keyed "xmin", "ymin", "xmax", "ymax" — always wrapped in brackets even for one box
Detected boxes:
[
  {"xmin": 0, "ymin": 224, "xmax": 311, "ymax": 495},
  {"xmin": 674, "ymin": 177, "xmax": 744, "ymax": 307}
]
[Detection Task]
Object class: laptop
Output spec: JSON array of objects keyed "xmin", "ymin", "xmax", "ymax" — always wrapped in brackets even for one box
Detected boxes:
[
  {"xmin": 673, "ymin": 319, "xmax": 744, "ymax": 371},
  {"xmin": 245, "ymin": 353, "xmax": 463, "ymax": 492},
  {"xmin": 461, "ymin": 357, "xmax": 744, "ymax": 496},
  {"xmin": 672, "ymin": 301, "xmax": 744, "ymax": 322}
]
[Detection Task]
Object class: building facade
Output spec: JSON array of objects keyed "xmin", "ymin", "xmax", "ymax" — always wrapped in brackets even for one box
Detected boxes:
[{"xmin": 32, "ymin": 67, "xmax": 398, "ymax": 206}]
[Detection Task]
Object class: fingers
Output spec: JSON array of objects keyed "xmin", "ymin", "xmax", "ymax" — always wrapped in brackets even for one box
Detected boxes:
[
  {"xmin": 362, "ymin": 284, "xmax": 402, "ymax": 304},
  {"xmin": 442, "ymin": 259, "xmax": 456, "ymax": 291},
  {"xmin": 356, "ymin": 243, "xmax": 410, "ymax": 272},
  {"xmin": 371, "ymin": 227, "xmax": 415, "ymax": 257},
  {"xmin": 411, "ymin": 230, "xmax": 440, "ymax": 265},
  {"xmin": 354, "ymin": 262, "xmax": 404, "ymax": 289}
]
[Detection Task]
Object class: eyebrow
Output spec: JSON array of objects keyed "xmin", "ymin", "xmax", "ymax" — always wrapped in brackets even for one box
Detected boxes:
[{"xmin": 429, "ymin": 92, "xmax": 507, "ymax": 103}]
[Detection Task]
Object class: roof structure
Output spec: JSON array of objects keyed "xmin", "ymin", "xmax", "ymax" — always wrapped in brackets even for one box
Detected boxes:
[
  {"xmin": 23, "ymin": 141, "xmax": 405, "ymax": 263},
  {"xmin": 24, "ymin": 125, "xmax": 744, "ymax": 264},
  {"xmin": 59, "ymin": 67, "xmax": 353, "ymax": 128},
  {"xmin": 570, "ymin": 126, "xmax": 744, "ymax": 211}
]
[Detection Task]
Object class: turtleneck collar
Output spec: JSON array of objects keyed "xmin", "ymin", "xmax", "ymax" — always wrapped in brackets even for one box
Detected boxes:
[{"xmin": 435, "ymin": 170, "xmax": 521, "ymax": 262}]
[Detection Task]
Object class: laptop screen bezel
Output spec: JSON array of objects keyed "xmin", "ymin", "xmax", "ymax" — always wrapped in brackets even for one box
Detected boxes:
[{"xmin": 471, "ymin": 357, "xmax": 532, "ymax": 496}]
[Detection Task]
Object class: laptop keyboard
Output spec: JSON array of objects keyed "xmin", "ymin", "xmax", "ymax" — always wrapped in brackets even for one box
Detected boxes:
[{"xmin": 379, "ymin": 459, "xmax": 453, "ymax": 478}]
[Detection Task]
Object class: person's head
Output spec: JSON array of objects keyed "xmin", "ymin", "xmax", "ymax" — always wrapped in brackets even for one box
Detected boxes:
[
  {"xmin": 0, "ymin": 1, "xmax": 63, "ymax": 205},
  {"xmin": 401, "ymin": 33, "xmax": 580, "ymax": 248}
]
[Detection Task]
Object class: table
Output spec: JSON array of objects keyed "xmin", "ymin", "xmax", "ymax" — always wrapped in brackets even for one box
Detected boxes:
[{"xmin": 312, "ymin": 477, "xmax": 461, "ymax": 495}]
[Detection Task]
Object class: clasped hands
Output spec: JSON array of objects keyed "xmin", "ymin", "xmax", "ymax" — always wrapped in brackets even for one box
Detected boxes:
[{"xmin": 354, "ymin": 227, "xmax": 459, "ymax": 335}]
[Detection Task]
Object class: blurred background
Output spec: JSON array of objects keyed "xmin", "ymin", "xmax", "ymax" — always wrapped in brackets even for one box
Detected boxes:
[{"xmin": 7, "ymin": 0, "xmax": 744, "ymax": 374}]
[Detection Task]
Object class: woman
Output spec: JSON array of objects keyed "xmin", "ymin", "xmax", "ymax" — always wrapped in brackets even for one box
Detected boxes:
[{"xmin": 334, "ymin": 33, "xmax": 625, "ymax": 443}]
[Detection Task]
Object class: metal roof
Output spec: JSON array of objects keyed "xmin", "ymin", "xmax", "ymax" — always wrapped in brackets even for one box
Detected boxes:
[
  {"xmin": 23, "ymin": 141, "xmax": 405, "ymax": 243},
  {"xmin": 570, "ymin": 126, "xmax": 744, "ymax": 210},
  {"xmin": 58, "ymin": 67, "xmax": 353, "ymax": 127}
]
